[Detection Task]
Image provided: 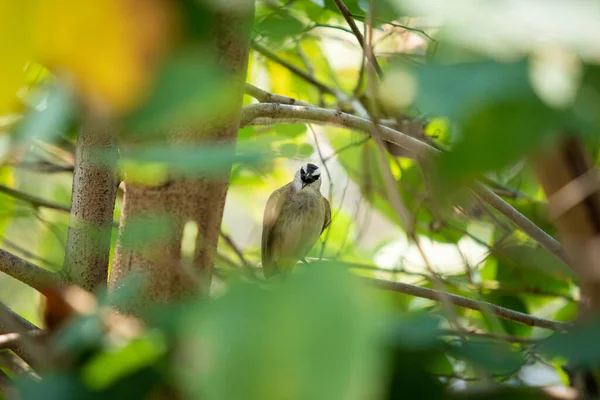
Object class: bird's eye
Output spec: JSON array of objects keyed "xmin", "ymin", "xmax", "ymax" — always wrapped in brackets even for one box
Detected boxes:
[{"xmin": 312, "ymin": 174, "xmax": 320, "ymax": 180}]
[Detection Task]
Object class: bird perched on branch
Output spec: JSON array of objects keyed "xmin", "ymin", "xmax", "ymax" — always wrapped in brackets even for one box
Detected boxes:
[{"xmin": 261, "ymin": 162, "xmax": 331, "ymax": 278}]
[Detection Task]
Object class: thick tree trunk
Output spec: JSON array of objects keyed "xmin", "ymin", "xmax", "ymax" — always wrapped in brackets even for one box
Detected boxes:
[
  {"xmin": 109, "ymin": 3, "xmax": 255, "ymax": 305},
  {"xmin": 63, "ymin": 116, "xmax": 119, "ymax": 292},
  {"xmin": 532, "ymin": 137, "xmax": 600, "ymax": 313},
  {"xmin": 532, "ymin": 136, "xmax": 600, "ymax": 398}
]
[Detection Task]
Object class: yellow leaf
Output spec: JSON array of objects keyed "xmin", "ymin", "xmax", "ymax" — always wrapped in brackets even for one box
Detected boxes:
[
  {"xmin": 0, "ymin": 0, "xmax": 177, "ymax": 117},
  {"xmin": 0, "ymin": 2, "xmax": 35, "ymax": 115},
  {"xmin": 34, "ymin": 0, "xmax": 176, "ymax": 114}
]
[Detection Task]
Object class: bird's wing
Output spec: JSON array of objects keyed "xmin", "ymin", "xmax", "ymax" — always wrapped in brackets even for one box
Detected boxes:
[
  {"xmin": 321, "ymin": 196, "xmax": 331, "ymax": 234},
  {"xmin": 261, "ymin": 184, "xmax": 291, "ymax": 278}
]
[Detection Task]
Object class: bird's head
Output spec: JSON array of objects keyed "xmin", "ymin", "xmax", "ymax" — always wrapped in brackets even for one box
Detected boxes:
[{"xmin": 294, "ymin": 162, "xmax": 322, "ymax": 191}]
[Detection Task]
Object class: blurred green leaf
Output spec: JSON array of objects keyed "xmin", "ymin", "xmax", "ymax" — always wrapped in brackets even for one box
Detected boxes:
[
  {"xmin": 436, "ymin": 97, "xmax": 564, "ymax": 184},
  {"xmin": 176, "ymin": 265, "xmax": 385, "ymax": 400},
  {"xmin": 414, "ymin": 60, "xmax": 532, "ymax": 120},
  {"xmin": 257, "ymin": 12, "xmax": 305, "ymax": 42},
  {"xmin": 278, "ymin": 142, "xmax": 298, "ymax": 158},
  {"xmin": 451, "ymin": 340, "xmax": 523, "ymax": 375},
  {"xmin": 274, "ymin": 124, "xmax": 306, "ymax": 138},
  {"xmin": 124, "ymin": 52, "xmax": 232, "ymax": 133},
  {"xmin": 495, "ymin": 245, "xmax": 574, "ymax": 296},
  {"xmin": 117, "ymin": 144, "xmax": 265, "ymax": 178},
  {"xmin": 554, "ymin": 301, "xmax": 578, "ymax": 323},
  {"xmin": 410, "ymin": 60, "xmax": 573, "ymax": 184},
  {"xmin": 118, "ymin": 213, "xmax": 176, "ymax": 250},
  {"xmin": 15, "ymin": 84, "xmax": 74, "ymax": 146},
  {"xmin": 484, "ymin": 294, "xmax": 532, "ymax": 337},
  {"xmin": 388, "ymin": 312, "xmax": 443, "ymax": 349},
  {"xmin": 82, "ymin": 331, "xmax": 166, "ymax": 391},
  {"xmin": 541, "ymin": 314, "xmax": 600, "ymax": 366}
]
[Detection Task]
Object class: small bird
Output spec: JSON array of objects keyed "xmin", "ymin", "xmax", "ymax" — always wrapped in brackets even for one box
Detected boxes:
[{"xmin": 261, "ymin": 162, "xmax": 331, "ymax": 278}]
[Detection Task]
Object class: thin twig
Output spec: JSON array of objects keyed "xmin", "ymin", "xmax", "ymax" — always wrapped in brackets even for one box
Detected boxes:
[
  {"xmin": 439, "ymin": 328, "xmax": 543, "ymax": 345},
  {"xmin": 349, "ymin": 13, "xmax": 436, "ymax": 42},
  {"xmin": 333, "ymin": 0, "xmax": 384, "ymax": 79},
  {"xmin": 363, "ymin": 277, "xmax": 569, "ymax": 331},
  {"xmin": 0, "ymin": 185, "xmax": 70, "ymax": 212},
  {"xmin": 0, "ymin": 303, "xmax": 46, "ymax": 370},
  {"xmin": 307, "ymin": 125, "xmax": 334, "ymax": 260},
  {"xmin": 219, "ymin": 231, "xmax": 252, "ymax": 271},
  {"xmin": 323, "ymin": 136, "xmax": 371, "ymax": 163},
  {"xmin": 8, "ymin": 160, "xmax": 74, "ymax": 173},
  {"xmin": 303, "ymin": 23, "xmax": 355, "ymax": 36},
  {"xmin": 251, "ymin": 41, "xmax": 335, "ymax": 95},
  {"xmin": 3, "ymin": 239, "xmax": 61, "ymax": 270}
]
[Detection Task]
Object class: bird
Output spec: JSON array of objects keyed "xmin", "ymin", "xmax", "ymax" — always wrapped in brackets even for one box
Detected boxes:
[{"xmin": 261, "ymin": 162, "xmax": 331, "ymax": 278}]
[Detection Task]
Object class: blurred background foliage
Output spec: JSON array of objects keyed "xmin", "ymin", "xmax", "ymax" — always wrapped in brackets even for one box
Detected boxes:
[{"xmin": 1, "ymin": 0, "xmax": 600, "ymax": 399}]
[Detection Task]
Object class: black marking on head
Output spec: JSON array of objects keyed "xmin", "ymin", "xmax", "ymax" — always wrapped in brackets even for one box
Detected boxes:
[
  {"xmin": 306, "ymin": 163, "xmax": 318, "ymax": 174},
  {"xmin": 300, "ymin": 163, "xmax": 321, "ymax": 186}
]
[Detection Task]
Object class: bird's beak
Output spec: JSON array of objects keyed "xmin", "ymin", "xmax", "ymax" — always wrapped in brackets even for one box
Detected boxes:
[{"xmin": 302, "ymin": 173, "xmax": 312, "ymax": 189}]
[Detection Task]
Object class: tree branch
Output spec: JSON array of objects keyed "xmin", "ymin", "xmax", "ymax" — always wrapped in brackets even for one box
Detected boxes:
[
  {"xmin": 364, "ymin": 277, "xmax": 569, "ymax": 331},
  {"xmin": 0, "ymin": 185, "xmax": 70, "ymax": 212},
  {"xmin": 244, "ymin": 83, "xmax": 312, "ymax": 106},
  {"xmin": 0, "ymin": 248, "xmax": 64, "ymax": 291},
  {"xmin": 251, "ymin": 41, "xmax": 336, "ymax": 96},
  {"xmin": 332, "ymin": 0, "xmax": 384, "ymax": 78},
  {"xmin": 240, "ymin": 102, "xmax": 568, "ymax": 265},
  {"xmin": 0, "ymin": 303, "xmax": 44, "ymax": 370},
  {"xmin": 64, "ymin": 118, "xmax": 119, "ymax": 291}
]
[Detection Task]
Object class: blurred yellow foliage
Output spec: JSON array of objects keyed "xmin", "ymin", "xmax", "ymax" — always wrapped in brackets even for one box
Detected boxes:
[
  {"xmin": 119, "ymin": 159, "xmax": 170, "ymax": 186},
  {"xmin": 0, "ymin": 0, "xmax": 176, "ymax": 116}
]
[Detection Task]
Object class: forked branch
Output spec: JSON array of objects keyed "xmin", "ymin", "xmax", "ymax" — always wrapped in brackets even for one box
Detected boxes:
[{"xmin": 240, "ymin": 102, "xmax": 567, "ymax": 265}]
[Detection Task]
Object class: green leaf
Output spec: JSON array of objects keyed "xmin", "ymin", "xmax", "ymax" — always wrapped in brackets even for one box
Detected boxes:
[
  {"xmin": 15, "ymin": 84, "xmax": 74, "ymax": 146},
  {"xmin": 451, "ymin": 340, "xmax": 523, "ymax": 375},
  {"xmin": 278, "ymin": 142, "xmax": 298, "ymax": 158},
  {"xmin": 484, "ymin": 294, "xmax": 532, "ymax": 337},
  {"xmin": 176, "ymin": 265, "xmax": 385, "ymax": 400},
  {"xmin": 118, "ymin": 144, "xmax": 265, "ymax": 178},
  {"xmin": 82, "ymin": 332, "xmax": 167, "ymax": 391},
  {"xmin": 410, "ymin": 59, "xmax": 573, "ymax": 184},
  {"xmin": 298, "ymin": 143, "xmax": 314, "ymax": 157},
  {"xmin": 123, "ymin": 51, "xmax": 232, "ymax": 133},
  {"xmin": 436, "ymin": 97, "xmax": 564, "ymax": 184},
  {"xmin": 274, "ymin": 124, "xmax": 307, "ymax": 138},
  {"xmin": 256, "ymin": 13, "xmax": 305, "ymax": 42},
  {"xmin": 494, "ymin": 245, "xmax": 574, "ymax": 296},
  {"xmin": 388, "ymin": 312, "xmax": 443, "ymax": 350},
  {"xmin": 554, "ymin": 301, "xmax": 578, "ymax": 323},
  {"xmin": 541, "ymin": 314, "xmax": 600, "ymax": 366},
  {"xmin": 118, "ymin": 213, "xmax": 176, "ymax": 250},
  {"xmin": 413, "ymin": 60, "xmax": 533, "ymax": 121}
]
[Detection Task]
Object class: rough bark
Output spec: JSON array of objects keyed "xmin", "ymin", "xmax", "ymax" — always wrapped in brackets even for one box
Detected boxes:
[
  {"xmin": 532, "ymin": 137, "xmax": 600, "ymax": 398},
  {"xmin": 63, "ymin": 117, "xmax": 119, "ymax": 292},
  {"xmin": 532, "ymin": 137, "xmax": 600, "ymax": 314},
  {"xmin": 0, "ymin": 248, "xmax": 63, "ymax": 291},
  {"xmin": 109, "ymin": 3, "xmax": 255, "ymax": 305}
]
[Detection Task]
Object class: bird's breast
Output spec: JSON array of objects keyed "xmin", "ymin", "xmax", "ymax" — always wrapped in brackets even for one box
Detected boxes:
[{"xmin": 272, "ymin": 192, "xmax": 326, "ymax": 263}]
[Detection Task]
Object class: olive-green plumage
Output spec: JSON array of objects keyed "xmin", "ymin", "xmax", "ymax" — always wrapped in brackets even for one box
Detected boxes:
[{"xmin": 261, "ymin": 164, "xmax": 331, "ymax": 278}]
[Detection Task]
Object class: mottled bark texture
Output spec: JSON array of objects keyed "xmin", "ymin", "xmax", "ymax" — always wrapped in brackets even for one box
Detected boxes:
[
  {"xmin": 532, "ymin": 137, "xmax": 600, "ymax": 398},
  {"xmin": 109, "ymin": 3, "xmax": 255, "ymax": 305},
  {"xmin": 63, "ymin": 117, "xmax": 119, "ymax": 291},
  {"xmin": 532, "ymin": 137, "xmax": 600, "ymax": 314}
]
